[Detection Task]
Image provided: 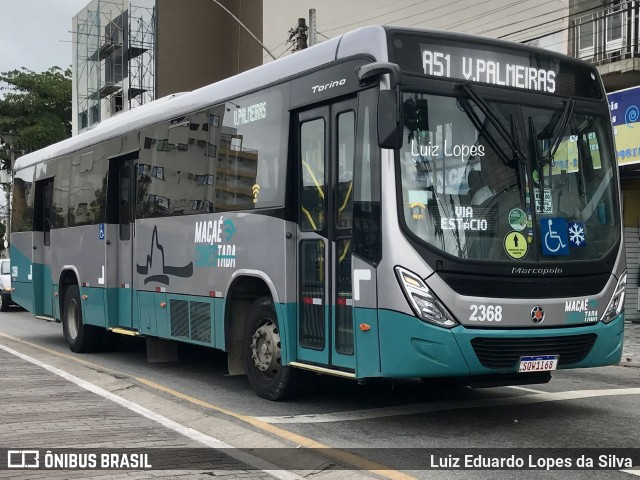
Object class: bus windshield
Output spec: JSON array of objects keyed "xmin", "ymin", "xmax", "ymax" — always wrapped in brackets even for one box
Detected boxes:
[{"xmin": 398, "ymin": 91, "xmax": 618, "ymax": 262}]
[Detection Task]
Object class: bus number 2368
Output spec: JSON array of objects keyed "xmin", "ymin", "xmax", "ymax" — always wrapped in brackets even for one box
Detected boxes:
[{"xmin": 469, "ymin": 304, "xmax": 503, "ymax": 322}]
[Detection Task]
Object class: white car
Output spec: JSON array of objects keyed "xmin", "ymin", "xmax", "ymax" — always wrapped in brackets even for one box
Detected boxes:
[{"xmin": 0, "ymin": 259, "xmax": 15, "ymax": 311}]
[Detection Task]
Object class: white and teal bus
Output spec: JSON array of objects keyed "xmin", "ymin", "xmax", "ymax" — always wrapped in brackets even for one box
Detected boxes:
[{"xmin": 11, "ymin": 26, "xmax": 625, "ymax": 399}]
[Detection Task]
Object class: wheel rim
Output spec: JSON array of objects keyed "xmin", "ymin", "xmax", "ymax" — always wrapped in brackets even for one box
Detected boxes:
[
  {"xmin": 66, "ymin": 299, "xmax": 80, "ymax": 340},
  {"xmin": 250, "ymin": 319, "xmax": 282, "ymax": 378}
]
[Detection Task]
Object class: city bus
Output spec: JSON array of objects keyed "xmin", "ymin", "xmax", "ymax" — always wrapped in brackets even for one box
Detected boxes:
[{"xmin": 11, "ymin": 26, "xmax": 625, "ymax": 400}]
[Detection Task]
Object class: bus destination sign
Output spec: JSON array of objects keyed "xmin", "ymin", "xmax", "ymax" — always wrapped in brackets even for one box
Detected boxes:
[
  {"xmin": 388, "ymin": 32, "xmax": 604, "ymax": 99},
  {"xmin": 420, "ymin": 43, "xmax": 557, "ymax": 94}
]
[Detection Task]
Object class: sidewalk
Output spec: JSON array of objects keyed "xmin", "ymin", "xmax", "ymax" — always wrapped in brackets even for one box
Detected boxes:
[
  {"xmin": 622, "ymin": 319, "xmax": 640, "ymax": 367},
  {"xmin": 0, "ymin": 347, "xmax": 276, "ymax": 480}
]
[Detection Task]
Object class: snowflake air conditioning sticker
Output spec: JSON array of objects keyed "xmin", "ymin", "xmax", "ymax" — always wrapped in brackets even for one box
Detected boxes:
[{"xmin": 568, "ymin": 222, "xmax": 586, "ymax": 247}]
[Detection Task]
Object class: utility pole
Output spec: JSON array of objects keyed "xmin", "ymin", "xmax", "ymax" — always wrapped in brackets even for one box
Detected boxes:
[
  {"xmin": 288, "ymin": 18, "xmax": 308, "ymax": 52},
  {"xmin": 308, "ymin": 9, "xmax": 317, "ymax": 47},
  {"xmin": 0, "ymin": 131, "xmax": 16, "ymax": 258}
]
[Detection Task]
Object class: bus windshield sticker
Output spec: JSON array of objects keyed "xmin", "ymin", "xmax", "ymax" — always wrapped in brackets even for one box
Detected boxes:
[
  {"xmin": 568, "ymin": 222, "xmax": 586, "ymax": 247},
  {"xmin": 504, "ymin": 231, "xmax": 527, "ymax": 259},
  {"xmin": 508, "ymin": 208, "xmax": 527, "ymax": 231},
  {"xmin": 531, "ymin": 187, "xmax": 552, "ymax": 214},
  {"xmin": 408, "ymin": 190, "xmax": 429, "ymax": 220},
  {"xmin": 409, "ymin": 202, "xmax": 426, "ymax": 220},
  {"xmin": 194, "ymin": 216, "xmax": 238, "ymax": 268},
  {"xmin": 540, "ymin": 217, "xmax": 569, "ymax": 256}
]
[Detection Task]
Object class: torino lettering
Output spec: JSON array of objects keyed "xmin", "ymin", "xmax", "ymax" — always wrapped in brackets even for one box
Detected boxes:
[{"xmin": 312, "ymin": 78, "xmax": 346, "ymax": 93}]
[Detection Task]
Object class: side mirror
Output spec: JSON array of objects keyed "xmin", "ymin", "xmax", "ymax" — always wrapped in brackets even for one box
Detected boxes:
[
  {"xmin": 378, "ymin": 90, "xmax": 404, "ymax": 150},
  {"xmin": 357, "ymin": 62, "xmax": 404, "ymax": 150}
]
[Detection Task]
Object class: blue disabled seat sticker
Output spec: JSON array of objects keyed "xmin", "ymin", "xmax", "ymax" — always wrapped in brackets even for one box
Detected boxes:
[{"xmin": 541, "ymin": 217, "xmax": 568, "ymax": 255}]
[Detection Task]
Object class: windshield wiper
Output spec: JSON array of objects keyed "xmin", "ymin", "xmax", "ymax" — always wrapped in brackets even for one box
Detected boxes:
[
  {"xmin": 457, "ymin": 84, "xmax": 527, "ymax": 165},
  {"xmin": 535, "ymin": 98, "xmax": 575, "ymax": 208}
]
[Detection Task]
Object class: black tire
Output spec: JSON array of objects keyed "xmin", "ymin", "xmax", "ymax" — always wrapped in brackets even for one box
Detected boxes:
[
  {"xmin": 0, "ymin": 294, "xmax": 9, "ymax": 312},
  {"xmin": 62, "ymin": 285, "xmax": 102, "ymax": 353},
  {"xmin": 244, "ymin": 296, "xmax": 298, "ymax": 400}
]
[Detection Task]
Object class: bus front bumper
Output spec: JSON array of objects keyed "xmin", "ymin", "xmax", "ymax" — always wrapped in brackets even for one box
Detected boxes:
[{"xmin": 374, "ymin": 310, "xmax": 625, "ymax": 378}]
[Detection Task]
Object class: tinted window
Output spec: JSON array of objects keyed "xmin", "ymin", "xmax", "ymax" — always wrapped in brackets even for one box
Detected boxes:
[
  {"xmin": 69, "ymin": 147, "xmax": 107, "ymax": 226},
  {"xmin": 136, "ymin": 85, "xmax": 290, "ymax": 218},
  {"xmin": 53, "ymin": 157, "xmax": 70, "ymax": 228},
  {"xmin": 12, "ymin": 166, "xmax": 34, "ymax": 233}
]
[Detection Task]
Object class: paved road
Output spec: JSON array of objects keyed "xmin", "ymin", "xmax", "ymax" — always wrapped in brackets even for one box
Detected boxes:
[{"xmin": 1, "ymin": 309, "xmax": 639, "ymax": 479}]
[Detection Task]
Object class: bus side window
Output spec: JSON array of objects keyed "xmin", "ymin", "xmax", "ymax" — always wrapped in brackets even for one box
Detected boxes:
[
  {"xmin": 300, "ymin": 118, "xmax": 326, "ymax": 231},
  {"xmin": 34, "ymin": 178, "xmax": 54, "ymax": 246},
  {"xmin": 43, "ymin": 180, "xmax": 53, "ymax": 246},
  {"xmin": 119, "ymin": 164, "xmax": 131, "ymax": 240},
  {"xmin": 337, "ymin": 111, "xmax": 355, "ymax": 228}
]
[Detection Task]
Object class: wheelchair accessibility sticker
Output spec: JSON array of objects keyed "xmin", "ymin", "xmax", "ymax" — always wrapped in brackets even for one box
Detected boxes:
[{"xmin": 541, "ymin": 217, "xmax": 569, "ymax": 255}]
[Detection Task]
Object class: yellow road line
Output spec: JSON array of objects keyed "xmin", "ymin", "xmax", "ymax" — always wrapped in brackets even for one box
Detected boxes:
[{"xmin": 0, "ymin": 332, "xmax": 414, "ymax": 480}]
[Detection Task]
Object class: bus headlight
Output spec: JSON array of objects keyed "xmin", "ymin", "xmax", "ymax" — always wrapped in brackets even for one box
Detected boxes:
[
  {"xmin": 600, "ymin": 271, "xmax": 626, "ymax": 324},
  {"xmin": 395, "ymin": 266, "xmax": 458, "ymax": 328}
]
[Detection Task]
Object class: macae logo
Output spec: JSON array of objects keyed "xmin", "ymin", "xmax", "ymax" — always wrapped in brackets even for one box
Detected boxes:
[{"xmin": 194, "ymin": 216, "xmax": 237, "ymax": 268}]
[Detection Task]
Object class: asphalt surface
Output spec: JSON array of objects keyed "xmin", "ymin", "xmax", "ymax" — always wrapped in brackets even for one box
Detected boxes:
[{"xmin": 0, "ymin": 308, "xmax": 639, "ymax": 480}]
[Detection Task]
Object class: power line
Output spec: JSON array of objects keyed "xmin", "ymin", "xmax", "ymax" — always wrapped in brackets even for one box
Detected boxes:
[
  {"xmin": 317, "ymin": 0, "xmax": 434, "ymax": 29},
  {"xmin": 319, "ymin": 0, "xmax": 463, "ymax": 34},
  {"xmin": 430, "ymin": 0, "xmax": 536, "ymax": 31},
  {"xmin": 495, "ymin": 0, "xmax": 617, "ymax": 41},
  {"xmin": 443, "ymin": 0, "xmax": 557, "ymax": 35}
]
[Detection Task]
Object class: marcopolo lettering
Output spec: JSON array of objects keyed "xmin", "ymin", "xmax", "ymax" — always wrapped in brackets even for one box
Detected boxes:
[
  {"xmin": 512, "ymin": 267, "xmax": 563, "ymax": 275},
  {"xmin": 312, "ymin": 78, "xmax": 346, "ymax": 94}
]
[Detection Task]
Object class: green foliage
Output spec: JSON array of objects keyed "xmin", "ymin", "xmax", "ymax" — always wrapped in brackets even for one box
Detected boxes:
[{"xmin": 0, "ymin": 67, "xmax": 72, "ymax": 168}]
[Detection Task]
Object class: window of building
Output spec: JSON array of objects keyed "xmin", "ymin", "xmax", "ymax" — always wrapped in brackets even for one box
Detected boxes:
[{"xmin": 605, "ymin": 2, "xmax": 624, "ymax": 51}]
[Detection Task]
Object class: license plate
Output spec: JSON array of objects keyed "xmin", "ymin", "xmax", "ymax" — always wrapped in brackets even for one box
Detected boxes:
[{"xmin": 518, "ymin": 355, "xmax": 558, "ymax": 373}]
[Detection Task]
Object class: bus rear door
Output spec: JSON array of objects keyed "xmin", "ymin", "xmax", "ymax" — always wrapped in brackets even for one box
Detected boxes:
[{"xmin": 106, "ymin": 154, "xmax": 136, "ymax": 330}]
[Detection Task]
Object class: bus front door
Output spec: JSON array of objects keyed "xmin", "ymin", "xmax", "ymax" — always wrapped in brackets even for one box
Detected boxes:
[
  {"xmin": 296, "ymin": 99, "xmax": 357, "ymax": 371},
  {"xmin": 106, "ymin": 155, "xmax": 136, "ymax": 330}
]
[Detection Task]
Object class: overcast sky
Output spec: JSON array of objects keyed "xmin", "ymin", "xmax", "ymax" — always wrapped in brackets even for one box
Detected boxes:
[{"xmin": 0, "ymin": 0, "xmax": 90, "ymax": 74}]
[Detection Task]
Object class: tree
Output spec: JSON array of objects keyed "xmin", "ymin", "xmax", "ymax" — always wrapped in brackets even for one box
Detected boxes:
[
  {"xmin": 0, "ymin": 67, "xmax": 72, "ymax": 254},
  {"xmin": 0, "ymin": 66, "xmax": 72, "ymax": 170}
]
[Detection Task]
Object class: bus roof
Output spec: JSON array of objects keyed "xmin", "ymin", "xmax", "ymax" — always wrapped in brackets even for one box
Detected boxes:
[
  {"xmin": 15, "ymin": 25, "xmax": 595, "ymax": 171},
  {"xmin": 15, "ymin": 26, "xmax": 390, "ymax": 171}
]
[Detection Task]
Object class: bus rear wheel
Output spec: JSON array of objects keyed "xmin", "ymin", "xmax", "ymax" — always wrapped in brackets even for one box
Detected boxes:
[
  {"xmin": 62, "ymin": 285, "xmax": 101, "ymax": 353},
  {"xmin": 244, "ymin": 296, "xmax": 297, "ymax": 400}
]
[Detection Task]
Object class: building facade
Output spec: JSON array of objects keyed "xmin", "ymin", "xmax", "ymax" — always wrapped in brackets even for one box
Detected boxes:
[
  {"xmin": 72, "ymin": 0, "xmax": 263, "ymax": 135},
  {"xmin": 567, "ymin": 0, "xmax": 640, "ymax": 320}
]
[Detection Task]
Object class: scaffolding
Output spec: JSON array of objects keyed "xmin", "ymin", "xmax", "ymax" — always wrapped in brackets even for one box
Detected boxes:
[
  {"xmin": 129, "ymin": 2, "xmax": 155, "ymax": 109},
  {"xmin": 74, "ymin": 0, "xmax": 155, "ymax": 132}
]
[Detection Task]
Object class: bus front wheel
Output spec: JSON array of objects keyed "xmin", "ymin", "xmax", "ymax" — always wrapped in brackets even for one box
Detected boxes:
[
  {"xmin": 244, "ymin": 296, "xmax": 297, "ymax": 400},
  {"xmin": 62, "ymin": 285, "xmax": 101, "ymax": 353}
]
